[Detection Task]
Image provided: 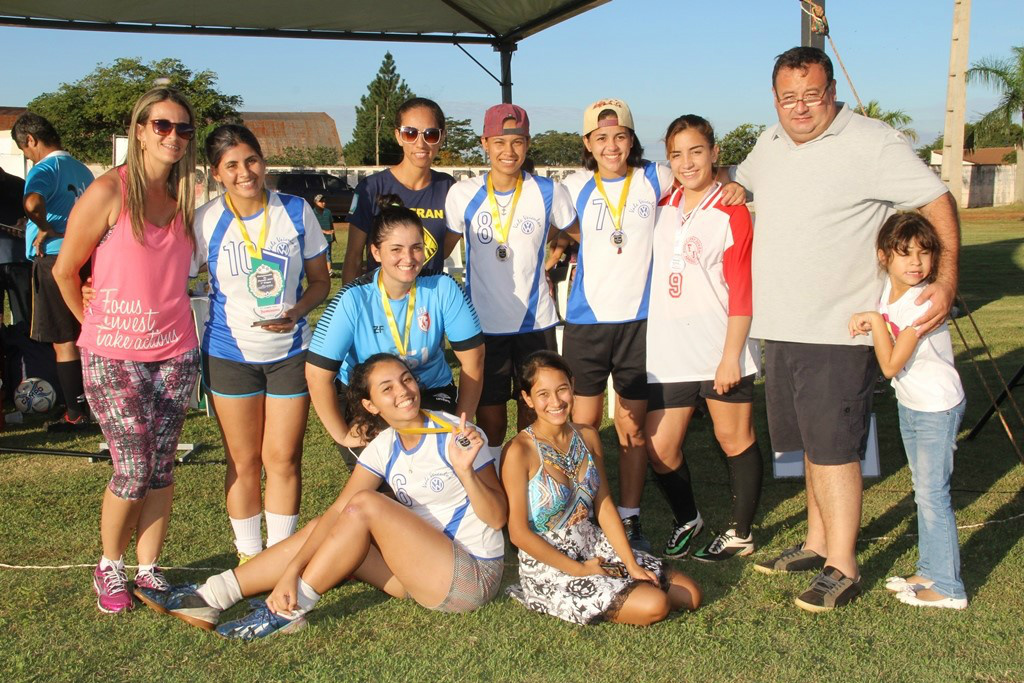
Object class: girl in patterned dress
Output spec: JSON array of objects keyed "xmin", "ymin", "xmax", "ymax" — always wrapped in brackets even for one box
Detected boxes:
[{"xmin": 502, "ymin": 350, "xmax": 701, "ymax": 625}]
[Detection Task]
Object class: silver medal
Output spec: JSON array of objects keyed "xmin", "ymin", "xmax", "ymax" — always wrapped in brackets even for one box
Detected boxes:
[
  {"xmin": 496, "ymin": 243, "xmax": 512, "ymax": 261},
  {"xmin": 610, "ymin": 230, "xmax": 627, "ymax": 249}
]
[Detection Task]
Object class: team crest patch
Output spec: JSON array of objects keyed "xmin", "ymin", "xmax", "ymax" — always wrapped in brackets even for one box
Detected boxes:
[
  {"xmin": 684, "ymin": 236, "xmax": 703, "ymax": 264},
  {"xmin": 418, "ymin": 309, "xmax": 431, "ymax": 332},
  {"xmin": 519, "ymin": 219, "xmax": 537, "ymax": 235}
]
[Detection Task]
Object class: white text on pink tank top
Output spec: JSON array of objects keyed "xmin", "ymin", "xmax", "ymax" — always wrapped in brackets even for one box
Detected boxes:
[{"xmin": 94, "ymin": 288, "xmax": 183, "ymax": 351}]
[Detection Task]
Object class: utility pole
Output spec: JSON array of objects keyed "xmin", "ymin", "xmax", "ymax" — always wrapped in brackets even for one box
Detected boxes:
[
  {"xmin": 374, "ymin": 104, "xmax": 380, "ymax": 166},
  {"xmin": 941, "ymin": 0, "xmax": 971, "ymax": 206},
  {"xmin": 801, "ymin": 0, "xmax": 825, "ymax": 49}
]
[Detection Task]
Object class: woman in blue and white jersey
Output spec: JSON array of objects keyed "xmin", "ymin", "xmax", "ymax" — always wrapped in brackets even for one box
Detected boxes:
[
  {"xmin": 558, "ymin": 99, "xmax": 673, "ymax": 552},
  {"xmin": 193, "ymin": 124, "xmax": 330, "ymax": 562},
  {"xmin": 306, "ymin": 195, "xmax": 484, "ymax": 462},
  {"xmin": 136, "ymin": 353, "xmax": 507, "ymax": 640}
]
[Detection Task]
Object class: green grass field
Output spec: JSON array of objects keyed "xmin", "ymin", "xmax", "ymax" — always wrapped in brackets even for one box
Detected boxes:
[{"xmin": 2, "ymin": 208, "xmax": 1023, "ymax": 683}]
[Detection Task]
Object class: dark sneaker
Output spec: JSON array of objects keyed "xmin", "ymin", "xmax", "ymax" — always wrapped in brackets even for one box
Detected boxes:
[
  {"xmin": 46, "ymin": 413, "xmax": 96, "ymax": 433},
  {"xmin": 621, "ymin": 515, "xmax": 654, "ymax": 554},
  {"xmin": 93, "ymin": 563, "xmax": 134, "ymax": 614},
  {"xmin": 753, "ymin": 543, "xmax": 826, "ymax": 575},
  {"xmin": 794, "ymin": 566, "xmax": 862, "ymax": 612},
  {"xmin": 137, "ymin": 583, "xmax": 220, "ymax": 630},
  {"xmin": 692, "ymin": 528, "xmax": 755, "ymax": 562},
  {"xmin": 216, "ymin": 600, "xmax": 307, "ymax": 641},
  {"xmin": 664, "ymin": 513, "xmax": 704, "ymax": 559}
]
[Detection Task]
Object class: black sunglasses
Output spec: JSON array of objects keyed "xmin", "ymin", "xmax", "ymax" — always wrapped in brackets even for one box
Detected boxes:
[
  {"xmin": 398, "ymin": 126, "xmax": 442, "ymax": 145},
  {"xmin": 149, "ymin": 119, "xmax": 196, "ymax": 140}
]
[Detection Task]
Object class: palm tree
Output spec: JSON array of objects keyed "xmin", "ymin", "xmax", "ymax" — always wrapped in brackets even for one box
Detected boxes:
[
  {"xmin": 967, "ymin": 46, "xmax": 1024, "ymax": 203},
  {"xmin": 861, "ymin": 100, "xmax": 918, "ymax": 143}
]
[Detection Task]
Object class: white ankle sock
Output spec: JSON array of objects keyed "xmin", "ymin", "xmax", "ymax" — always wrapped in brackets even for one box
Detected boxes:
[
  {"xmin": 137, "ymin": 563, "xmax": 157, "ymax": 574},
  {"xmin": 100, "ymin": 555, "xmax": 124, "ymax": 571},
  {"xmin": 265, "ymin": 512, "xmax": 299, "ymax": 547},
  {"xmin": 617, "ymin": 506, "xmax": 640, "ymax": 519},
  {"xmin": 196, "ymin": 569, "xmax": 244, "ymax": 611},
  {"xmin": 288, "ymin": 578, "xmax": 321, "ymax": 619},
  {"xmin": 230, "ymin": 513, "xmax": 263, "ymax": 555}
]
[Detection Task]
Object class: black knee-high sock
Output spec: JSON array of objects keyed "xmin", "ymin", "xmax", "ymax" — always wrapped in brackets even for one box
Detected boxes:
[
  {"xmin": 726, "ymin": 442, "xmax": 763, "ymax": 537},
  {"xmin": 56, "ymin": 360, "xmax": 87, "ymax": 420},
  {"xmin": 653, "ymin": 461, "xmax": 699, "ymax": 526}
]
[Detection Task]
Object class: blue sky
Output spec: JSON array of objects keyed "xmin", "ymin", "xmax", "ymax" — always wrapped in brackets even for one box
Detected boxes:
[{"xmin": 2, "ymin": 0, "xmax": 1021, "ymax": 160}]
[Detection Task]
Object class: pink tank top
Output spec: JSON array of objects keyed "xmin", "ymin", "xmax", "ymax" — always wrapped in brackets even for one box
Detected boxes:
[{"xmin": 78, "ymin": 166, "xmax": 198, "ymax": 361}]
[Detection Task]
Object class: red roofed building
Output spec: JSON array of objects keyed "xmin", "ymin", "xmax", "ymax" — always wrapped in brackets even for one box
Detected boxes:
[
  {"xmin": 0, "ymin": 106, "xmax": 29, "ymax": 132},
  {"xmin": 241, "ymin": 112, "xmax": 344, "ymax": 164},
  {"xmin": 930, "ymin": 146, "xmax": 1015, "ymax": 165}
]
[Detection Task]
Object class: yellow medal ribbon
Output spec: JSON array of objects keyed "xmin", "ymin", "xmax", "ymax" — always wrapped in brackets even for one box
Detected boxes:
[
  {"xmin": 486, "ymin": 172, "xmax": 524, "ymax": 247},
  {"xmin": 224, "ymin": 190, "xmax": 270, "ymax": 260},
  {"xmin": 377, "ymin": 271, "xmax": 416, "ymax": 357},
  {"xmin": 593, "ymin": 168, "xmax": 633, "ymax": 235},
  {"xmin": 398, "ymin": 411, "xmax": 456, "ymax": 435}
]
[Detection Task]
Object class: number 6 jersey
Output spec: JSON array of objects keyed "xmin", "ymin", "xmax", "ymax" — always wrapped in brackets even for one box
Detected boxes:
[{"xmin": 646, "ymin": 183, "xmax": 759, "ymax": 383}]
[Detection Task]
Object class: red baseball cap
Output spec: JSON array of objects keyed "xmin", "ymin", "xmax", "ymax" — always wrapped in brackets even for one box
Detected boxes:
[{"xmin": 482, "ymin": 104, "xmax": 530, "ymax": 138}]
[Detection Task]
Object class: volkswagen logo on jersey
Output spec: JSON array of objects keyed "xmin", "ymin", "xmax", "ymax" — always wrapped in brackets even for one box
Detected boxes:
[
  {"xmin": 428, "ymin": 475, "xmax": 446, "ymax": 492},
  {"xmin": 519, "ymin": 219, "xmax": 537, "ymax": 235},
  {"xmin": 636, "ymin": 202, "xmax": 652, "ymax": 219}
]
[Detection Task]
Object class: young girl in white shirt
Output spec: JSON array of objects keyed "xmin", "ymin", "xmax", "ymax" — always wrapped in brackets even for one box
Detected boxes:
[{"xmin": 849, "ymin": 213, "xmax": 967, "ymax": 610}]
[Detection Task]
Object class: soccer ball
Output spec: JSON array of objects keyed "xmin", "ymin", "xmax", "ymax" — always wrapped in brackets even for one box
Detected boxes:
[{"xmin": 13, "ymin": 378, "xmax": 57, "ymax": 414}]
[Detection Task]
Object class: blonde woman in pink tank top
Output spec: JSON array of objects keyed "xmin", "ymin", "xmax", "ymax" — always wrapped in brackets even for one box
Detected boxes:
[{"xmin": 53, "ymin": 88, "xmax": 200, "ymax": 615}]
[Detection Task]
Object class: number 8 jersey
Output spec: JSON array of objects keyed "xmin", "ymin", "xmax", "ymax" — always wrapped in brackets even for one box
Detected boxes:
[
  {"xmin": 445, "ymin": 171, "xmax": 575, "ymax": 335},
  {"xmin": 646, "ymin": 184, "xmax": 759, "ymax": 383}
]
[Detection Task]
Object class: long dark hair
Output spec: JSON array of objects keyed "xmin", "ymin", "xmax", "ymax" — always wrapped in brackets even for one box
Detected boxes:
[
  {"xmin": 205, "ymin": 124, "xmax": 264, "ymax": 169},
  {"xmin": 519, "ymin": 350, "xmax": 574, "ymax": 395},
  {"xmin": 369, "ymin": 194, "xmax": 424, "ymax": 249},
  {"xmin": 663, "ymin": 114, "xmax": 718, "ymax": 174},
  {"xmin": 395, "ymin": 97, "xmax": 446, "ymax": 130},
  {"xmin": 347, "ymin": 353, "xmax": 418, "ymax": 442},
  {"xmin": 876, "ymin": 213, "xmax": 942, "ymax": 284}
]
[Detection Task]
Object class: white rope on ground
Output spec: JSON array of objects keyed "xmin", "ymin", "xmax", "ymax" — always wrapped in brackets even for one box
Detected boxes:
[{"xmin": 858, "ymin": 510, "xmax": 1024, "ymax": 543}]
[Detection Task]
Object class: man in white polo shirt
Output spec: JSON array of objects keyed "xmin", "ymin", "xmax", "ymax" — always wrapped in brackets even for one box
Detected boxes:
[{"xmin": 734, "ymin": 47, "xmax": 959, "ymax": 612}]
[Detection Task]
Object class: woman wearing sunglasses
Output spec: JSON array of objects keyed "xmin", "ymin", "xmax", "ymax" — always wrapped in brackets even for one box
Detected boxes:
[
  {"xmin": 193, "ymin": 124, "xmax": 330, "ymax": 564},
  {"xmin": 341, "ymin": 98, "xmax": 454, "ymax": 283},
  {"xmin": 53, "ymin": 87, "xmax": 201, "ymax": 613}
]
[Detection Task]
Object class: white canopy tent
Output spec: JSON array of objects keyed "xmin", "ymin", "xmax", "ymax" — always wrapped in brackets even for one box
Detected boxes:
[{"xmin": 0, "ymin": 1, "xmax": 611, "ymax": 101}]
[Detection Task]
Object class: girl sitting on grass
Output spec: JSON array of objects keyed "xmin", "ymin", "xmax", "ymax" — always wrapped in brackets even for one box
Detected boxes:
[
  {"xmin": 137, "ymin": 353, "xmax": 507, "ymax": 639},
  {"xmin": 502, "ymin": 350, "xmax": 701, "ymax": 625},
  {"xmin": 849, "ymin": 213, "xmax": 967, "ymax": 610}
]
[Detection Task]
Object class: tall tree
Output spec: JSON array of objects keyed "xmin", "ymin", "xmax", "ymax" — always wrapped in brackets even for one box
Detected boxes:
[
  {"xmin": 528, "ymin": 130, "xmax": 584, "ymax": 166},
  {"xmin": 27, "ymin": 57, "xmax": 241, "ymax": 164},
  {"xmin": 716, "ymin": 124, "xmax": 766, "ymax": 166},
  {"xmin": 435, "ymin": 118, "xmax": 484, "ymax": 166},
  {"xmin": 967, "ymin": 45, "xmax": 1024, "ymax": 202},
  {"xmin": 345, "ymin": 53, "xmax": 415, "ymax": 166},
  {"xmin": 861, "ymin": 100, "xmax": 918, "ymax": 142}
]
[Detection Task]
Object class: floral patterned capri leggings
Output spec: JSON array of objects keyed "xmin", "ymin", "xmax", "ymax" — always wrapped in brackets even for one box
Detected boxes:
[{"xmin": 82, "ymin": 348, "xmax": 199, "ymax": 500}]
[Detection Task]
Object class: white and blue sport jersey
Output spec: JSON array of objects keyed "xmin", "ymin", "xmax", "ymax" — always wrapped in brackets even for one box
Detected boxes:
[
  {"xmin": 307, "ymin": 270, "xmax": 483, "ymax": 387},
  {"xmin": 23, "ymin": 151, "xmax": 94, "ymax": 259},
  {"xmin": 358, "ymin": 413, "xmax": 504, "ymax": 560},
  {"xmin": 560, "ymin": 162, "xmax": 673, "ymax": 324},
  {"xmin": 445, "ymin": 171, "xmax": 576, "ymax": 335},
  {"xmin": 193, "ymin": 190, "xmax": 328, "ymax": 363}
]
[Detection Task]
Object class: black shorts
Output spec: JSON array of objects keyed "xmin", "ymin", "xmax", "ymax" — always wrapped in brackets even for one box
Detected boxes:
[
  {"xmin": 562, "ymin": 320, "xmax": 648, "ymax": 400},
  {"xmin": 648, "ymin": 374, "xmax": 756, "ymax": 411},
  {"xmin": 202, "ymin": 351, "xmax": 308, "ymax": 398},
  {"xmin": 30, "ymin": 254, "xmax": 89, "ymax": 344},
  {"xmin": 480, "ymin": 328, "xmax": 558, "ymax": 405},
  {"xmin": 764, "ymin": 341, "xmax": 877, "ymax": 466}
]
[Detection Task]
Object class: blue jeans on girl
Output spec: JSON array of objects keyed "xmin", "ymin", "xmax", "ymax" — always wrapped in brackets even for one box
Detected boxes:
[{"xmin": 897, "ymin": 398, "xmax": 967, "ymax": 600}]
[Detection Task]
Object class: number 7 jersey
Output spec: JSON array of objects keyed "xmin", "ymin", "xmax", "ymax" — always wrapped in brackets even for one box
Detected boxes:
[{"xmin": 445, "ymin": 171, "xmax": 575, "ymax": 335}]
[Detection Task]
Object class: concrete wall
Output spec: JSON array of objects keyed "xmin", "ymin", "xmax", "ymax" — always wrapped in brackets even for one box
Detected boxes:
[{"xmin": 931, "ymin": 163, "xmax": 1017, "ymax": 208}]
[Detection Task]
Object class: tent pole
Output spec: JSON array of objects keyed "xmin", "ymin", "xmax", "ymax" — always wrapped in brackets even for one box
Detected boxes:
[{"xmin": 496, "ymin": 42, "xmax": 517, "ymax": 103}]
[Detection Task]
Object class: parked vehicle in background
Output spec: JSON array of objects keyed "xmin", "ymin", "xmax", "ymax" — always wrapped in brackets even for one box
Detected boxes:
[{"xmin": 265, "ymin": 171, "xmax": 355, "ymax": 221}]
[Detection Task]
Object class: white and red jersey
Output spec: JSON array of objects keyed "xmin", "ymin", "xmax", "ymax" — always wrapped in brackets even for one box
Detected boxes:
[
  {"xmin": 646, "ymin": 183, "xmax": 760, "ymax": 383},
  {"xmin": 561, "ymin": 162, "xmax": 673, "ymax": 324}
]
